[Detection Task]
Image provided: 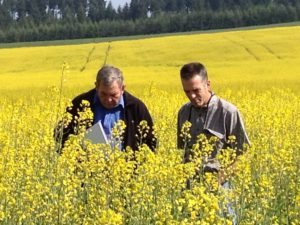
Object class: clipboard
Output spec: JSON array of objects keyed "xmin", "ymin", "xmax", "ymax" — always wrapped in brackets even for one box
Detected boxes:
[{"xmin": 85, "ymin": 121, "xmax": 109, "ymax": 144}]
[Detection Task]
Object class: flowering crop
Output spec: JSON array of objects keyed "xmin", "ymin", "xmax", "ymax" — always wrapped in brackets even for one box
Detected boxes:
[{"xmin": 0, "ymin": 25, "xmax": 300, "ymax": 224}]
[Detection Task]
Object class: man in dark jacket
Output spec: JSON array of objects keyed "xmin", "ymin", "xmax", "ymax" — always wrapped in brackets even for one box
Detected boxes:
[{"xmin": 56, "ymin": 65, "xmax": 156, "ymax": 151}]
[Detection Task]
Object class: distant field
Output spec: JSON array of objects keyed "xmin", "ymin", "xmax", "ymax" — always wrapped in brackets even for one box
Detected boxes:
[{"xmin": 1, "ymin": 23, "xmax": 300, "ymax": 98}]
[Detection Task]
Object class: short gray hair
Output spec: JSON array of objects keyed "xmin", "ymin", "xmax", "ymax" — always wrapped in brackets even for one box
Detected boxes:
[{"xmin": 96, "ymin": 65, "xmax": 124, "ymax": 86}]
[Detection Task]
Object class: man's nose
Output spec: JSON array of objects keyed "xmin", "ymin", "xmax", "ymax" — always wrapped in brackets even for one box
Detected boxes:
[{"xmin": 190, "ymin": 92, "xmax": 196, "ymax": 99}]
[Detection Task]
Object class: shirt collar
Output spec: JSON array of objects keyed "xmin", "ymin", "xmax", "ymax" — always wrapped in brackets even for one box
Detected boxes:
[
  {"xmin": 191, "ymin": 91, "xmax": 214, "ymax": 110},
  {"xmin": 206, "ymin": 91, "xmax": 214, "ymax": 108},
  {"xmin": 119, "ymin": 95, "xmax": 125, "ymax": 108}
]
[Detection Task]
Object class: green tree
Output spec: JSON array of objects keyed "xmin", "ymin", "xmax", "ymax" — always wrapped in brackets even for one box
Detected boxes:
[
  {"xmin": 75, "ymin": 0, "xmax": 87, "ymax": 22},
  {"xmin": 164, "ymin": 0, "xmax": 177, "ymax": 11},
  {"xmin": 62, "ymin": 5, "xmax": 74, "ymax": 21},
  {"xmin": 106, "ymin": 1, "xmax": 117, "ymax": 20},
  {"xmin": 26, "ymin": 0, "xmax": 41, "ymax": 23},
  {"xmin": 0, "ymin": 2, "xmax": 12, "ymax": 28},
  {"xmin": 148, "ymin": 0, "xmax": 165, "ymax": 15},
  {"xmin": 0, "ymin": 29, "xmax": 5, "ymax": 42},
  {"xmin": 60, "ymin": 0, "xmax": 75, "ymax": 21},
  {"xmin": 16, "ymin": 0, "xmax": 26, "ymax": 20},
  {"xmin": 129, "ymin": 0, "xmax": 148, "ymax": 19},
  {"xmin": 88, "ymin": 0, "xmax": 106, "ymax": 21},
  {"xmin": 117, "ymin": 2, "xmax": 131, "ymax": 19},
  {"xmin": 37, "ymin": 0, "xmax": 48, "ymax": 21},
  {"xmin": 296, "ymin": 2, "xmax": 300, "ymax": 19}
]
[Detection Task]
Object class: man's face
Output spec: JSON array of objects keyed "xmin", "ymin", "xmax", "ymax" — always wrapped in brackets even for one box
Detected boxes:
[
  {"xmin": 95, "ymin": 80, "xmax": 124, "ymax": 109},
  {"xmin": 181, "ymin": 75, "xmax": 211, "ymax": 108}
]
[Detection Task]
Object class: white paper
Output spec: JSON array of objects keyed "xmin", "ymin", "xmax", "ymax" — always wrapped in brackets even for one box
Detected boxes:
[{"xmin": 85, "ymin": 121, "xmax": 109, "ymax": 144}]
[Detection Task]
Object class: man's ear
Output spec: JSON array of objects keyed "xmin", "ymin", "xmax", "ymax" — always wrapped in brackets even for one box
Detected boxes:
[
  {"xmin": 122, "ymin": 84, "xmax": 126, "ymax": 92},
  {"xmin": 95, "ymin": 81, "xmax": 99, "ymax": 88},
  {"xmin": 207, "ymin": 80, "xmax": 211, "ymax": 90}
]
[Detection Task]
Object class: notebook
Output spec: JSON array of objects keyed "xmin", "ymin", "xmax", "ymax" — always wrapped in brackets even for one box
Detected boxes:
[{"xmin": 85, "ymin": 121, "xmax": 109, "ymax": 144}]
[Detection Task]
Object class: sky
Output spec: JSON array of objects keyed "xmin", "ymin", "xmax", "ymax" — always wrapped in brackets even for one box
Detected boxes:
[{"xmin": 110, "ymin": 0, "xmax": 130, "ymax": 9}]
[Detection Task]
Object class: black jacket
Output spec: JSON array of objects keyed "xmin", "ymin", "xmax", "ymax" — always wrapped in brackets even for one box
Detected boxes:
[{"xmin": 56, "ymin": 89, "xmax": 156, "ymax": 151}]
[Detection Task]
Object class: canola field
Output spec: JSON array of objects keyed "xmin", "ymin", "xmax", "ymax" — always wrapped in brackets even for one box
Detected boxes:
[{"xmin": 0, "ymin": 25, "xmax": 300, "ymax": 224}]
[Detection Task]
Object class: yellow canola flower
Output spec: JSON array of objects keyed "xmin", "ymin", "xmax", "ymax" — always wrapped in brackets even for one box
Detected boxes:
[{"xmin": 1, "ymin": 25, "xmax": 300, "ymax": 224}]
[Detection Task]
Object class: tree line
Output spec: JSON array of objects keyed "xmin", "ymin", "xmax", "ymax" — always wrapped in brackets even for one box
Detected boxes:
[{"xmin": 0, "ymin": 0, "xmax": 300, "ymax": 43}]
